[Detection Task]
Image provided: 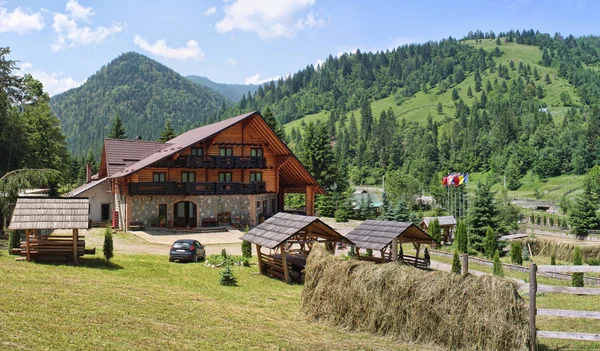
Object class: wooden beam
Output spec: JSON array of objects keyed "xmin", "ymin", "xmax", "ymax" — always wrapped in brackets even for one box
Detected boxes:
[
  {"xmin": 461, "ymin": 253, "xmax": 469, "ymax": 276},
  {"xmin": 280, "ymin": 244, "xmax": 290, "ymax": 283},
  {"xmin": 537, "ymin": 331, "xmax": 600, "ymax": 342},
  {"xmin": 391, "ymin": 238, "xmax": 398, "ymax": 262},
  {"xmin": 256, "ymin": 245, "xmax": 263, "ymax": 274},
  {"xmin": 536, "ymin": 285, "xmax": 600, "ymax": 295},
  {"xmin": 73, "ymin": 228, "xmax": 79, "ymax": 264},
  {"xmin": 538, "ymin": 265, "xmax": 600, "ymax": 273},
  {"xmin": 25, "ymin": 229, "xmax": 31, "ymax": 262},
  {"xmin": 529, "ymin": 263, "xmax": 537, "ymax": 351},
  {"xmin": 355, "ymin": 247, "xmax": 361, "ymax": 260},
  {"xmin": 305, "ymin": 185, "xmax": 315, "ymax": 216},
  {"xmin": 537, "ymin": 309, "xmax": 600, "ymax": 319},
  {"xmin": 380, "ymin": 249, "xmax": 386, "ymax": 263}
]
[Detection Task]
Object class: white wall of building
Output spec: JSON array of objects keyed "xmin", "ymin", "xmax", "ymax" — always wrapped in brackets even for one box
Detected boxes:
[{"xmin": 78, "ymin": 181, "xmax": 112, "ymax": 222}]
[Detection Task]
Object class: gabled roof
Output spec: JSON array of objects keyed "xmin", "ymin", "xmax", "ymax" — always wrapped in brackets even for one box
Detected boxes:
[
  {"xmin": 240, "ymin": 212, "xmax": 352, "ymax": 249},
  {"xmin": 9, "ymin": 197, "xmax": 90, "ymax": 230},
  {"xmin": 100, "ymin": 139, "xmax": 169, "ymax": 178},
  {"xmin": 421, "ymin": 216, "xmax": 457, "ymax": 227},
  {"xmin": 345, "ymin": 220, "xmax": 437, "ymax": 251},
  {"xmin": 67, "ymin": 177, "xmax": 108, "ymax": 197}
]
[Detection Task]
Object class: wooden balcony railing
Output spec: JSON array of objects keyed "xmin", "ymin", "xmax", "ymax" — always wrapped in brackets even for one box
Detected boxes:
[
  {"xmin": 129, "ymin": 181, "xmax": 267, "ymax": 196},
  {"xmin": 152, "ymin": 156, "xmax": 266, "ymax": 169}
]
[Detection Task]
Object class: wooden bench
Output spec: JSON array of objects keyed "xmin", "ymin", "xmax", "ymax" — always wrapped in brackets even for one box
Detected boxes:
[
  {"xmin": 129, "ymin": 222, "xmax": 146, "ymax": 230},
  {"xmin": 201, "ymin": 218, "xmax": 218, "ymax": 228}
]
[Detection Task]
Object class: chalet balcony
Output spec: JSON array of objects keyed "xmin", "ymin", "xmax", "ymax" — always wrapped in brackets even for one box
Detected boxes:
[
  {"xmin": 153, "ymin": 156, "xmax": 266, "ymax": 169},
  {"xmin": 129, "ymin": 181, "xmax": 267, "ymax": 196}
]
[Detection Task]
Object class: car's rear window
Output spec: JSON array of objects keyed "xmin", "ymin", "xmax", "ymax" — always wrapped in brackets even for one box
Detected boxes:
[{"xmin": 173, "ymin": 242, "xmax": 192, "ymax": 249}]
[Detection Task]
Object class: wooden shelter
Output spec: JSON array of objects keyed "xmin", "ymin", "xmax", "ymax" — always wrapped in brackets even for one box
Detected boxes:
[
  {"xmin": 240, "ymin": 212, "xmax": 353, "ymax": 283},
  {"xmin": 345, "ymin": 220, "xmax": 437, "ymax": 269},
  {"xmin": 9, "ymin": 197, "xmax": 91, "ymax": 264},
  {"xmin": 421, "ymin": 216, "xmax": 457, "ymax": 243}
]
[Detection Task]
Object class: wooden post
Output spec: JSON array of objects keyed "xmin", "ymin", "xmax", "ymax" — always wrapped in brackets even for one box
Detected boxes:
[
  {"xmin": 414, "ymin": 243, "xmax": 421, "ymax": 267},
  {"xmin": 280, "ymin": 244, "xmax": 290, "ymax": 283},
  {"xmin": 355, "ymin": 247, "xmax": 361, "ymax": 260},
  {"xmin": 461, "ymin": 253, "xmax": 469, "ymax": 276},
  {"xmin": 73, "ymin": 228, "xmax": 79, "ymax": 264},
  {"xmin": 255, "ymin": 245, "xmax": 263, "ymax": 274},
  {"xmin": 530, "ymin": 263, "xmax": 537, "ymax": 351},
  {"xmin": 391, "ymin": 238, "xmax": 398, "ymax": 262},
  {"xmin": 25, "ymin": 229, "xmax": 31, "ymax": 262},
  {"xmin": 305, "ymin": 185, "xmax": 315, "ymax": 216},
  {"xmin": 380, "ymin": 250, "xmax": 386, "ymax": 263}
]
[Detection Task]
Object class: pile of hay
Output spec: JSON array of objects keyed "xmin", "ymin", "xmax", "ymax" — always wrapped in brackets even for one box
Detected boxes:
[
  {"xmin": 520, "ymin": 237, "xmax": 600, "ymax": 261},
  {"xmin": 302, "ymin": 246, "xmax": 528, "ymax": 351}
]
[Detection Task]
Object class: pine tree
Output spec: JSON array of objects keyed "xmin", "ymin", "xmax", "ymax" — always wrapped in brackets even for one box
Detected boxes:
[
  {"xmin": 572, "ymin": 247, "xmax": 584, "ymax": 287},
  {"xmin": 533, "ymin": 67, "xmax": 540, "ymax": 80},
  {"xmin": 455, "ymin": 220, "xmax": 468, "ymax": 253},
  {"xmin": 510, "ymin": 242, "xmax": 523, "ymax": 265},
  {"xmin": 468, "ymin": 182, "xmax": 498, "ymax": 253},
  {"xmin": 241, "ymin": 225, "xmax": 252, "ymax": 259},
  {"xmin": 103, "ymin": 226, "xmax": 114, "ymax": 263},
  {"xmin": 428, "ymin": 218, "xmax": 442, "ymax": 244},
  {"xmin": 219, "ymin": 266, "xmax": 238, "ymax": 286},
  {"xmin": 544, "ymin": 73, "xmax": 551, "ymax": 84},
  {"xmin": 467, "ymin": 86, "xmax": 473, "ymax": 97},
  {"xmin": 392, "ymin": 199, "xmax": 411, "ymax": 222},
  {"xmin": 261, "ymin": 106, "xmax": 286, "ymax": 140},
  {"xmin": 451, "ymin": 250, "xmax": 462, "ymax": 274},
  {"xmin": 496, "ymin": 37, "xmax": 501, "ymax": 46},
  {"xmin": 484, "ymin": 226, "xmax": 497, "ymax": 259},
  {"xmin": 108, "ymin": 114, "xmax": 127, "ymax": 139},
  {"xmin": 437, "ymin": 102, "xmax": 443, "ymax": 114},
  {"xmin": 301, "ymin": 121, "xmax": 337, "ymax": 189},
  {"xmin": 569, "ymin": 184, "xmax": 598, "ymax": 237},
  {"xmin": 158, "ymin": 119, "xmax": 176, "ymax": 142},
  {"xmin": 542, "ymin": 48, "xmax": 552, "ymax": 66},
  {"xmin": 493, "ymin": 250, "xmax": 504, "ymax": 277},
  {"xmin": 451, "ymin": 88, "xmax": 459, "ymax": 101},
  {"xmin": 474, "ymin": 70, "xmax": 482, "ymax": 92}
]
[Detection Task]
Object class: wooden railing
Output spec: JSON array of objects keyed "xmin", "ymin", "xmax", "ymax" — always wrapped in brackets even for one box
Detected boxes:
[
  {"xmin": 129, "ymin": 181, "xmax": 267, "ymax": 196},
  {"xmin": 153, "ymin": 156, "xmax": 266, "ymax": 169},
  {"xmin": 525, "ymin": 263, "xmax": 600, "ymax": 350}
]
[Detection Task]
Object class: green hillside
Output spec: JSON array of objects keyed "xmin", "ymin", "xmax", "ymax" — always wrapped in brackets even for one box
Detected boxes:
[
  {"xmin": 187, "ymin": 75, "xmax": 258, "ymax": 101},
  {"xmin": 50, "ymin": 52, "xmax": 231, "ymax": 157},
  {"xmin": 285, "ymin": 40, "xmax": 579, "ymax": 133}
]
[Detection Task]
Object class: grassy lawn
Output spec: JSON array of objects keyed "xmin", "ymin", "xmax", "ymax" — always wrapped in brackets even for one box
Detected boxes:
[{"xmin": 0, "ymin": 244, "xmax": 446, "ymax": 351}]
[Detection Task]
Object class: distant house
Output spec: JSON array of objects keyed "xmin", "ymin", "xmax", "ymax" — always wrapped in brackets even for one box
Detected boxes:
[
  {"xmin": 352, "ymin": 189, "xmax": 384, "ymax": 213},
  {"xmin": 420, "ymin": 216, "xmax": 457, "ymax": 243}
]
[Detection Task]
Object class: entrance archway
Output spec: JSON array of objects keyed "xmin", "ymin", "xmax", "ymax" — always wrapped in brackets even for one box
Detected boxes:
[{"xmin": 173, "ymin": 201, "xmax": 197, "ymax": 227}]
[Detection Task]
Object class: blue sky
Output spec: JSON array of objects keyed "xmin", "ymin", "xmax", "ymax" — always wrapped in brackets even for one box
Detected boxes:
[{"xmin": 1, "ymin": 0, "xmax": 598, "ymax": 96}]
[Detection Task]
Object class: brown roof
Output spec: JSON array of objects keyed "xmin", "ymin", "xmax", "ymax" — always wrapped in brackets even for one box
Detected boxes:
[
  {"xmin": 345, "ymin": 220, "xmax": 437, "ymax": 251},
  {"xmin": 9, "ymin": 197, "xmax": 90, "ymax": 230},
  {"xmin": 421, "ymin": 216, "xmax": 457, "ymax": 227},
  {"xmin": 240, "ymin": 212, "xmax": 352, "ymax": 249},
  {"xmin": 101, "ymin": 139, "xmax": 169, "ymax": 177}
]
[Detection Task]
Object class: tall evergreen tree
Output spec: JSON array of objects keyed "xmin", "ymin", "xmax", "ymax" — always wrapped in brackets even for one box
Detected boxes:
[
  {"xmin": 261, "ymin": 106, "xmax": 286, "ymax": 140},
  {"xmin": 301, "ymin": 121, "xmax": 337, "ymax": 190},
  {"xmin": 468, "ymin": 182, "xmax": 498, "ymax": 253},
  {"xmin": 455, "ymin": 220, "xmax": 468, "ymax": 253},
  {"xmin": 429, "ymin": 218, "xmax": 442, "ymax": 243},
  {"xmin": 108, "ymin": 114, "xmax": 127, "ymax": 139},
  {"xmin": 484, "ymin": 226, "xmax": 498, "ymax": 258},
  {"xmin": 569, "ymin": 183, "xmax": 598, "ymax": 237},
  {"xmin": 158, "ymin": 119, "xmax": 177, "ymax": 142}
]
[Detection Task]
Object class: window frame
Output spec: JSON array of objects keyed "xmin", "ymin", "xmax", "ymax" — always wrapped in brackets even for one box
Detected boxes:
[
  {"xmin": 250, "ymin": 172, "xmax": 263, "ymax": 182},
  {"xmin": 250, "ymin": 148, "xmax": 263, "ymax": 157},
  {"xmin": 158, "ymin": 204, "xmax": 167, "ymax": 218},
  {"xmin": 191, "ymin": 147, "xmax": 204, "ymax": 156},
  {"xmin": 219, "ymin": 147, "xmax": 233, "ymax": 156},
  {"xmin": 218, "ymin": 172, "xmax": 232, "ymax": 182},
  {"xmin": 153, "ymin": 172, "xmax": 166, "ymax": 182},
  {"xmin": 181, "ymin": 172, "xmax": 196, "ymax": 183}
]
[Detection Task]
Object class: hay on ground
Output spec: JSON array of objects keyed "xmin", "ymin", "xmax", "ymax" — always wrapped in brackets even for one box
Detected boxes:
[
  {"xmin": 520, "ymin": 237, "xmax": 600, "ymax": 261},
  {"xmin": 302, "ymin": 246, "xmax": 528, "ymax": 351}
]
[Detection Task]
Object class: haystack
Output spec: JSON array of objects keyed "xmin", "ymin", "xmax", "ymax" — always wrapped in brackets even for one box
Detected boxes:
[
  {"xmin": 519, "ymin": 237, "xmax": 600, "ymax": 261},
  {"xmin": 302, "ymin": 246, "xmax": 528, "ymax": 351}
]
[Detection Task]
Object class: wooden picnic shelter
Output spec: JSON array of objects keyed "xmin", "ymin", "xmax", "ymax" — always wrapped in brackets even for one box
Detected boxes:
[
  {"xmin": 345, "ymin": 220, "xmax": 437, "ymax": 269},
  {"xmin": 240, "ymin": 212, "xmax": 354, "ymax": 283},
  {"xmin": 420, "ymin": 216, "xmax": 457, "ymax": 243},
  {"xmin": 9, "ymin": 197, "xmax": 91, "ymax": 264}
]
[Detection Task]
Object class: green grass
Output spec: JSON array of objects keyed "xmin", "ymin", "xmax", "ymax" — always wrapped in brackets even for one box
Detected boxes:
[{"xmin": 0, "ymin": 244, "xmax": 446, "ymax": 351}]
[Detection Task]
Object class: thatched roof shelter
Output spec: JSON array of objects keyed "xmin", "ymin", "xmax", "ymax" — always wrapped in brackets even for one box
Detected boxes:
[
  {"xmin": 345, "ymin": 220, "xmax": 437, "ymax": 268},
  {"xmin": 241, "ymin": 212, "xmax": 353, "ymax": 283},
  {"xmin": 9, "ymin": 197, "xmax": 90, "ymax": 264}
]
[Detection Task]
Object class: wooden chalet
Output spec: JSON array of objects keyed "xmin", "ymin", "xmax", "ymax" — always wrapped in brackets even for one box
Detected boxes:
[
  {"xmin": 101, "ymin": 111, "xmax": 324, "ymax": 231},
  {"xmin": 240, "ymin": 212, "xmax": 353, "ymax": 283},
  {"xmin": 420, "ymin": 216, "xmax": 457, "ymax": 243},
  {"xmin": 9, "ymin": 197, "xmax": 91, "ymax": 263},
  {"xmin": 345, "ymin": 220, "xmax": 437, "ymax": 269}
]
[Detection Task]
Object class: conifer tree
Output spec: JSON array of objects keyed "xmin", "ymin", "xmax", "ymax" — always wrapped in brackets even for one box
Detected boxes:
[
  {"xmin": 158, "ymin": 119, "xmax": 176, "ymax": 142},
  {"xmin": 455, "ymin": 220, "xmax": 468, "ymax": 253},
  {"xmin": 569, "ymin": 184, "xmax": 598, "ymax": 237},
  {"xmin": 103, "ymin": 226, "xmax": 114, "ymax": 263},
  {"xmin": 428, "ymin": 218, "xmax": 442, "ymax": 244},
  {"xmin": 533, "ymin": 67, "xmax": 540, "ymax": 80},
  {"xmin": 219, "ymin": 266, "xmax": 238, "ymax": 286},
  {"xmin": 424, "ymin": 248, "xmax": 431, "ymax": 267},
  {"xmin": 484, "ymin": 226, "xmax": 497, "ymax": 259},
  {"xmin": 572, "ymin": 247, "xmax": 584, "ymax": 287},
  {"xmin": 544, "ymin": 73, "xmax": 551, "ymax": 84},
  {"xmin": 522, "ymin": 245, "xmax": 530, "ymax": 262},
  {"xmin": 261, "ymin": 106, "xmax": 286, "ymax": 140},
  {"xmin": 467, "ymin": 86, "xmax": 473, "ymax": 97},
  {"xmin": 493, "ymin": 250, "xmax": 504, "ymax": 277},
  {"xmin": 437, "ymin": 102, "xmax": 443, "ymax": 114},
  {"xmin": 510, "ymin": 242, "xmax": 523, "ymax": 265},
  {"xmin": 451, "ymin": 88, "xmax": 459, "ymax": 101},
  {"xmin": 474, "ymin": 70, "xmax": 482, "ymax": 92},
  {"xmin": 108, "ymin": 114, "xmax": 127, "ymax": 139},
  {"xmin": 468, "ymin": 182, "xmax": 498, "ymax": 253},
  {"xmin": 451, "ymin": 250, "xmax": 461, "ymax": 274}
]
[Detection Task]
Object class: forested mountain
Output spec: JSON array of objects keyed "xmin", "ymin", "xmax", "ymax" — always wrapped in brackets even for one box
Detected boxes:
[
  {"xmin": 50, "ymin": 52, "xmax": 231, "ymax": 157},
  {"xmin": 186, "ymin": 75, "xmax": 258, "ymax": 101}
]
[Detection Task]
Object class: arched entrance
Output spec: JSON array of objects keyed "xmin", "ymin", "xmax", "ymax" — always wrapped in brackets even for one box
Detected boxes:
[{"xmin": 173, "ymin": 201, "xmax": 197, "ymax": 227}]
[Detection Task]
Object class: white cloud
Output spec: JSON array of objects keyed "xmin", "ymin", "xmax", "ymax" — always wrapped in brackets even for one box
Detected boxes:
[
  {"xmin": 19, "ymin": 62, "xmax": 84, "ymax": 96},
  {"xmin": 133, "ymin": 34, "xmax": 205, "ymax": 61},
  {"xmin": 215, "ymin": 0, "xmax": 324, "ymax": 40},
  {"xmin": 226, "ymin": 58, "xmax": 236, "ymax": 66},
  {"xmin": 66, "ymin": 0, "xmax": 94, "ymax": 21},
  {"xmin": 204, "ymin": 6, "xmax": 217, "ymax": 16},
  {"xmin": 244, "ymin": 73, "xmax": 280, "ymax": 85},
  {"xmin": 315, "ymin": 58, "xmax": 324, "ymax": 68},
  {"xmin": 0, "ymin": 7, "xmax": 44, "ymax": 34},
  {"xmin": 51, "ymin": 2, "xmax": 124, "ymax": 51}
]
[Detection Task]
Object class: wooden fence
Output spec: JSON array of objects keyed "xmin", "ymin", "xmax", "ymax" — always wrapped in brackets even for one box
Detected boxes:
[{"xmin": 526, "ymin": 263, "xmax": 600, "ymax": 350}]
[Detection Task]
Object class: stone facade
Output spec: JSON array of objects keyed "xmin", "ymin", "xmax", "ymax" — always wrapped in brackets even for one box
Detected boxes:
[{"xmin": 128, "ymin": 193, "xmax": 277, "ymax": 227}]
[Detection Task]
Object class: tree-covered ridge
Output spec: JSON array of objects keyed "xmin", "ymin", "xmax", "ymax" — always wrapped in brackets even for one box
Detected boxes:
[
  {"xmin": 50, "ymin": 52, "xmax": 231, "ymax": 157},
  {"xmin": 186, "ymin": 75, "xmax": 258, "ymax": 102}
]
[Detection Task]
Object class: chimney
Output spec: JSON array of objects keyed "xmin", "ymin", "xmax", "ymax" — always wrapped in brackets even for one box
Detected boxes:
[{"xmin": 86, "ymin": 163, "xmax": 92, "ymax": 183}]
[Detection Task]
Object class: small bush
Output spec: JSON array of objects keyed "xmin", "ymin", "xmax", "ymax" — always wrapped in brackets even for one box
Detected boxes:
[
  {"xmin": 451, "ymin": 250, "xmax": 461, "ymax": 274},
  {"xmin": 348, "ymin": 245, "xmax": 356, "ymax": 257},
  {"xmin": 484, "ymin": 226, "xmax": 497, "ymax": 259},
  {"xmin": 551, "ymin": 253, "xmax": 556, "ymax": 265},
  {"xmin": 242, "ymin": 257, "xmax": 250, "ymax": 267},
  {"xmin": 241, "ymin": 240, "xmax": 252, "ymax": 259},
  {"xmin": 206, "ymin": 254, "xmax": 247, "ymax": 267},
  {"xmin": 221, "ymin": 248, "xmax": 227, "ymax": 258},
  {"xmin": 334, "ymin": 208, "xmax": 349, "ymax": 222},
  {"xmin": 103, "ymin": 227, "xmax": 114, "ymax": 263},
  {"xmin": 219, "ymin": 266, "xmax": 237, "ymax": 286},
  {"xmin": 493, "ymin": 251, "xmax": 504, "ymax": 277},
  {"xmin": 521, "ymin": 245, "xmax": 530, "ymax": 262},
  {"xmin": 586, "ymin": 258, "xmax": 600, "ymax": 266},
  {"xmin": 572, "ymin": 247, "xmax": 584, "ymax": 288},
  {"xmin": 366, "ymin": 249, "xmax": 373, "ymax": 257},
  {"xmin": 510, "ymin": 243, "xmax": 523, "ymax": 265},
  {"xmin": 549, "ymin": 216, "xmax": 554, "ymax": 227},
  {"xmin": 8, "ymin": 230, "xmax": 20, "ymax": 254}
]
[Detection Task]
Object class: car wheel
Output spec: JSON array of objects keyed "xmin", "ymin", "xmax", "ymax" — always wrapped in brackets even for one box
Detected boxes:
[
  {"xmin": 169, "ymin": 257, "xmax": 174, "ymax": 262},
  {"xmin": 192, "ymin": 253, "xmax": 198, "ymax": 263}
]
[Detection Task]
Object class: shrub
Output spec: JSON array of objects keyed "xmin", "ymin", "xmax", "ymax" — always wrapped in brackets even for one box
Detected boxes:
[
  {"xmin": 428, "ymin": 219, "xmax": 441, "ymax": 244},
  {"xmin": 536, "ymin": 216, "xmax": 541, "ymax": 225},
  {"xmin": 366, "ymin": 249, "xmax": 373, "ymax": 257},
  {"xmin": 542, "ymin": 215, "xmax": 547, "ymax": 226},
  {"xmin": 424, "ymin": 248, "xmax": 431, "ymax": 268},
  {"xmin": 572, "ymin": 247, "xmax": 584, "ymax": 288},
  {"xmin": 206, "ymin": 254, "xmax": 246, "ymax": 267},
  {"xmin": 549, "ymin": 216, "xmax": 554, "ymax": 227},
  {"xmin": 348, "ymin": 245, "xmax": 356, "ymax": 257},
  {"xmin": 103, "ymin": 227, "xmax": 114, "ymax": 263},
  {"xmin": 334, "ymin": 207, "xmax": 349, "ymax": 222},
  {"xmin": 455, "ymin": 220, "xmax": 468, "ymax": 254},
  {"xmin": 586, "ymin": 258, "xmax": 600, "ymax": 266},
  {"xmin": 521, "ymin": 245, "xmax": 530, "ymax": 262},
  {"xmin": 484, "ymin": 226, "xmax": 497, "ymax": 259},
  {"xmin": 241, "ymin": 240, "xmax": 252, "ymax": 259},
  {"xmin": 451, "ymin": 250, "xmax": 461, "ymax": 274},
  {"xmin": 219, "ymin": 266, "xmax": 238, "ymax": 286},
  {"xmin": 221, "ymin": 248, "xmax": 227, "ymax": 258},
  {"xmin": 493, "ymin": 250, "xmax": 504, "ymax": 277},
  {"xmin": 242, "ymin": 257, "xmax": 250, "ymax": 267},
  {"xmin": 510, "ymin": 242, "xmax": 523, "ymax": 265},
  {"xmin": 551, "ymin": 253, "xmax": 556, "ymax": 265},
  {"xmin": 8, "ymin": 230, "xmax": 20, "ymax": 254}
]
